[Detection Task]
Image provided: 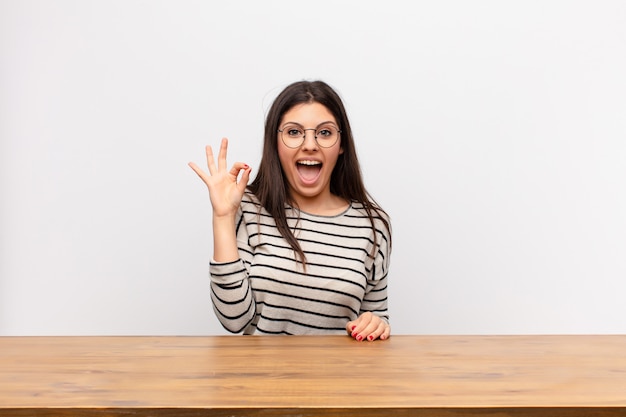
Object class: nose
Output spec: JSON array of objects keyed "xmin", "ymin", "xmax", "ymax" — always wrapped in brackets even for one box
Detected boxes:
[{"xmin": 301, "ymin": 128, "xmax": 318, "ymax": 150}]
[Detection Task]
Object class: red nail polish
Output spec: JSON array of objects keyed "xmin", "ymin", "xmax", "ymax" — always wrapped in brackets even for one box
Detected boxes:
[
  {"xmin": 356, "ymin": 335, "xmax": 363, "ymax": 341},
  {"xmin": 367, "ymin": 335, "xmax": 374, "ymax": 341},
  {"xmin": 351, "ymin": 325, "xmax": 356, "ymax": 331}
]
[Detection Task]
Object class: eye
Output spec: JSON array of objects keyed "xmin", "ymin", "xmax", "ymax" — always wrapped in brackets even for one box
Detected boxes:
[
  {"xmin": 283, "ymin": 125, "xmax": 304, "ymax": 138},
  {"xmin": 285, "ymin": 127, "xmax": 303, "ymax": 137},
  {"xmin": 317, "ymin": 126, "xmax": 337, "ymax": 137}
]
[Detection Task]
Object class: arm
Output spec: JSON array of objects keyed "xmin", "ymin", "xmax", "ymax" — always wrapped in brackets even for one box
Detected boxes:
[
  {"xmin": 188, "ymin": 138, "xmax": 252, "ymax": 262},
  {"xmin": 189, "ymin": 138, "xmax": 255, "ymax": 332},
  {"xmin": 347, "ymin": 216, "xmax": 392, "ymax": 341}
]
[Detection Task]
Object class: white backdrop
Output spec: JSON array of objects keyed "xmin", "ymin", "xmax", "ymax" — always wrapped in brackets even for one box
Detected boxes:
[{"xmin": 1, "ymin": 1, "xmax": 625, "ymax": 336}]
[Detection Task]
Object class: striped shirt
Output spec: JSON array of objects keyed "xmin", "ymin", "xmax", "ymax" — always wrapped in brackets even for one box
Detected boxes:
[{"xmin": 209, "ymin": 191, "xmax": 391, "ymax": 335}]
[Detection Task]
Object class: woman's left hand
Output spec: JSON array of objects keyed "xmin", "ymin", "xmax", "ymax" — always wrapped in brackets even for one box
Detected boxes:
[{"xmin": 346, "ymin": 312, "xmax": 390, "ymax": 341}]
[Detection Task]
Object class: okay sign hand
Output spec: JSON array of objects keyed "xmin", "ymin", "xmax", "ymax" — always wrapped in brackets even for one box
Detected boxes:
[{"xmin": 188, "ymin": 138, "xmax": 252, "ymax": 218}]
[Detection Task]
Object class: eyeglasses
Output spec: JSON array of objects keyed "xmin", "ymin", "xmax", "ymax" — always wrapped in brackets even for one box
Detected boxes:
[{"xmin": 278, "ymin": 123, "xmax": 341, "ymax": 148}]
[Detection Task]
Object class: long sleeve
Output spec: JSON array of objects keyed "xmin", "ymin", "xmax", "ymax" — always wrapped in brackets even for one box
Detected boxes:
[
  {"xmin": 209, "ymin": 207, "xmax": 255, "ymax": 333},
  {"xmin": 360, "ymin": 212, "xmax": 391, "ymax": 322}
]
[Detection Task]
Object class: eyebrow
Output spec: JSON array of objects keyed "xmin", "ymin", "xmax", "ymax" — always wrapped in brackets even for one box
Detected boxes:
[{"xmin": 281, "ymin": 121, "xmax": 338, "ymax": 128}]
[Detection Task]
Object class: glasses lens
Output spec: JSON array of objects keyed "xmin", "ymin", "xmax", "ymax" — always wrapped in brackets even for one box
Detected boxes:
[
  {"xmin": 281, "ymin": 125, "xmax": 304, "ymax": 148},
  {"xmin": 315, "ymin": 125, "xmax": 339, "ymax": 148}
]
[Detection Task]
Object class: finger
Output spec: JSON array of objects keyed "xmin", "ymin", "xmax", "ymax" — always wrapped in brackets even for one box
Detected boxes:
[
  {"xmin": 205, "ymin": 145, "xmax": 217, "ymax": 175},
  {"xmin": 228, "ymin": 162, "xmax": 249, "ymax": 178},
  {"xmin": 359, "ymin": 319, "xmax": 381, "ymax": 342},
  {"xmin": 217, "ymin": 138, "xmax": 228, "ymax": 172},
  {"xmin": 188, "ymin": 162, "xmax": 211, "ymax": 185},
  {"xmin": 346, "ymin": 320, "xmax": 355, "ymax": 334},
  {"xmin": 350, "ymin": 312, "xmax": 372, "ymax": 337},
  {"xmin": 347, "ymin": 317, "xmax": 362, "ymax": 336},
  {"xmin": 365, "ymin": 321, "xmax": 388, "ymax": 342},
  {"xmin": 380, "ymin": 325, "xmax": 391, "ymax": 341},
  {"xmin": 349, "ymin": 318, "xmax": 370, "ymax": 342}
]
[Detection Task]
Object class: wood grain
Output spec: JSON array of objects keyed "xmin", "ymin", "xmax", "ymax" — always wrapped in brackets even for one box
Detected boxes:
[{"xmin": 1, "ymin": 335, "xmax": 625, "ymax": 416}]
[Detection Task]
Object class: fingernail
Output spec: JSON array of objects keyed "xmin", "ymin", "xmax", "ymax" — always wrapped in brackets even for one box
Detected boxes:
[
  {"xmin": 356, "ymin": 334, "xmax": 363, "ymax": 341},
  {"xmin": 351, "ymin": 325, "xmax": 356, "ymax": 331},
  {"xmin": 367, "ymin": 335, "xmax": 374, "ymax": 341}
]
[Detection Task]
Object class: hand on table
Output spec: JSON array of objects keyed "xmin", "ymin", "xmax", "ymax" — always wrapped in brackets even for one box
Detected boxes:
[{"xmin": 346, "ymin": 312, "xmax": 390, "ymax": 342}]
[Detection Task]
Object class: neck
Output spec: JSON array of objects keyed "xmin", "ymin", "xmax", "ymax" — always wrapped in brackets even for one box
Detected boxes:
[{"xmin": 292, "ymin": 193, "xmax": 349, "ymax": 216}]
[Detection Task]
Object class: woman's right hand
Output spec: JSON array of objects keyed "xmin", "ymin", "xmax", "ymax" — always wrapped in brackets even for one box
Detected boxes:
[{"xmin": 188, "ymin": 138, "xmax": 252, "ymax": 218}]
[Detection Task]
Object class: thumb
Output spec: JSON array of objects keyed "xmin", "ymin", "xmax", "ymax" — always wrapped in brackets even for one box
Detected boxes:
[{"xmin": 346, "ymin": 319, "xmax": 357, "ymax": 334}]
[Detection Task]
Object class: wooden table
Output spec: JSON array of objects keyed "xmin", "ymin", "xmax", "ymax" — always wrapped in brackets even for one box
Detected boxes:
[{"xmin": 1, "ymin": 335, "xmax": 625, "ymax": 416}]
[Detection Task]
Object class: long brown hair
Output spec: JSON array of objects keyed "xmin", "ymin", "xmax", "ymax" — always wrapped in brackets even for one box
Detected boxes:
[{"xmin": 248, "ymin": 80, "xmax": 391, "ymax": 264}]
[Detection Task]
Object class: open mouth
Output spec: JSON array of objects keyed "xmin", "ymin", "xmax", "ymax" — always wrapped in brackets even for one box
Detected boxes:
[{"xmin": 296, "ymin": 160, "xmax": 322, "ymax": 183}]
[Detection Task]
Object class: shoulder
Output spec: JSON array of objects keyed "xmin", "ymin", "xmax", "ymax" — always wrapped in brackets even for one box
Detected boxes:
[
  {"xmin": 349, "ymin": 201, "xmax": 392, "ymax": 249},
  {"xmin": 350, "ymin": 201, "xmax": 391, "ymax": 227}
]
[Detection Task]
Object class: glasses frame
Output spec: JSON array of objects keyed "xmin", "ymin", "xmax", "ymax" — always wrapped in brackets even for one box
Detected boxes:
[{"xmin": 277, "ymin": 124, "xmax": 342, "ymax": 149}]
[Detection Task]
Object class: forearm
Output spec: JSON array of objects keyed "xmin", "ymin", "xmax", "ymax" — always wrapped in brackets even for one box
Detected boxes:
[
  {"xmin": 212, "ymin": 214, "xmax": 240, "ymax": 262},
  {"xmin": 362, "ymin": 275, "xmax": 389, "ymax": 322}
]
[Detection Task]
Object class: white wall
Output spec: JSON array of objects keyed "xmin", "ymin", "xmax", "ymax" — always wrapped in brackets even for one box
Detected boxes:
[{"xmin": 1, "ymin": 0, "xmax": 625, "ymax": 336}]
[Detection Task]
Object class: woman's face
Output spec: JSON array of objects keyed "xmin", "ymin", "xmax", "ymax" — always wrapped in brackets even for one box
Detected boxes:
[{"xmin": 277, "ymin": 102, "xmax": 343, "ymax": 210}]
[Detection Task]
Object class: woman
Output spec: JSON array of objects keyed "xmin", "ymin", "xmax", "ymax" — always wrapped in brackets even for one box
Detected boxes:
[{"xmin": 189, "ymin": 80, "xmax": 392, "ymax": 341}]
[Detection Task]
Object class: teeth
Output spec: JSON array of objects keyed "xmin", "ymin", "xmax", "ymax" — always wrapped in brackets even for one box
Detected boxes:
[{"xmin": 297, "ymin": 160, "xmax": 321, "ymax": 166}]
